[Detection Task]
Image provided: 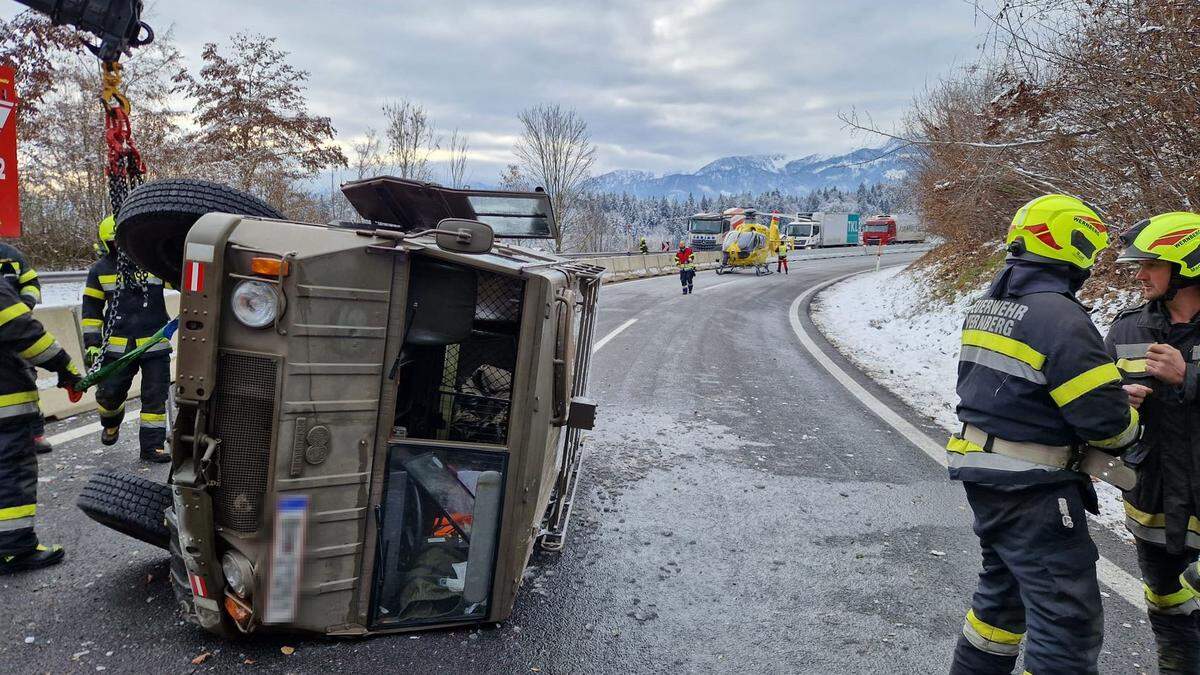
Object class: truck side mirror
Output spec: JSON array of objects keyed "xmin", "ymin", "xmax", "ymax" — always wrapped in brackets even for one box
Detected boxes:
[{"xmin": 435, "ymin": 218, "xmax": 494, "ymax": 254}]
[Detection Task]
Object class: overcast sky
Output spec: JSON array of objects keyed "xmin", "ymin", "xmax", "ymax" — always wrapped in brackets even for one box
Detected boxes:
[{"xmin": 7, "ymin": 0, "xmax": 986, "ymax": 185}]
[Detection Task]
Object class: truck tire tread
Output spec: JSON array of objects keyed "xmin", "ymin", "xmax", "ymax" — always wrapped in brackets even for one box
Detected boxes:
[{"xmin": 76, "ymin": 469, "xmax": 173, "ymax": 550}]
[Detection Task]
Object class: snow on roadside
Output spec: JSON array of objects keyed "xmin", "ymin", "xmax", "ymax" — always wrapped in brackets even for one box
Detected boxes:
[{"xmin": 811, "ymin": 264, "xmax": 1131, "ymax": 540}]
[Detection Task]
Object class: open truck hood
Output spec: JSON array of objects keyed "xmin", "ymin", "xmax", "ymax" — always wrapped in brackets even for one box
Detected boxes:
[{"xmin": 341, "ymin": 177, "xmax": 558, "ymax": 240}]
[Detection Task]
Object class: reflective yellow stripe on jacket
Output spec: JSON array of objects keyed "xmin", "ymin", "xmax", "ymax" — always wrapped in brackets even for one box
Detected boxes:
[
  {"xmin": 0, "ymin": 301, "xmax": 30, "ymax": 326},
  {"xmin": 961, "ymin": 330, "xmax": 1046, "ymax": 369},
  {"xmin": 1050, "ymin": 363, "xmax": 1121, "ymax": 407},
  {"xmin": 0, "ymin": 390, "xmax": 41, "ymax": 419}
]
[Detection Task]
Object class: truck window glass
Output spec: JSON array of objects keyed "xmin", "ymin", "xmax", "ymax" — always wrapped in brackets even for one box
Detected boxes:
[
  {"xmin": 371, "ymin": 446, "xmax": 506, "ymax": 628},
  {"xmin": 393, "ymin": 260, "xmax": 524, "ymax": 445}
]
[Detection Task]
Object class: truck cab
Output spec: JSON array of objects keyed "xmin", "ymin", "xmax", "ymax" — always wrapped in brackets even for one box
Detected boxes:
[
  {"xmin": 686, "ymin": 213, "xmax": 728, "ymax": 250},
  {"xmin": 862, "ymin": 215, "xmax": 897, "ymax": 246}
]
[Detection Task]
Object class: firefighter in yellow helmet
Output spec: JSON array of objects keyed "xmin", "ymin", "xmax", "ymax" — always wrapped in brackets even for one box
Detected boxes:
[
  {"xmin": 947, "ymin": 195, "xmax": 1139, "ymax": 674},
  {"xmin": 81, "ymin": 216, "xmax": 171, "ymax": 462},
  {"xmin": 1108, "ymin": 212, "xmax": 1200, "ymax": 672}
]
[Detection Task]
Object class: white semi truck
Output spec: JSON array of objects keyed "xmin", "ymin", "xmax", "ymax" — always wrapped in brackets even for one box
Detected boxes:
[{"xmin": 785, "ymin": 212, "xmax": 862, "ymax": 248}]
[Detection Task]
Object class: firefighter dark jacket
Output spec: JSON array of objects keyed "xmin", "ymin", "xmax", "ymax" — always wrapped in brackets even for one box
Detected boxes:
[
  {"xmin": 81, "ymin": 252, "xmax": 170, "ymax": 353},
  {"xmin": 0, "ymin": 277, "xmax": 76, "ymax": 420},
  {"xmin": 951, "ymin": 260, "xmax": 1137, "ymax": 486},
  {"xmin": 0, "ymin": 242, "xmax": 42, "ymax": 308},
  {"xmin": 1106, "ymin": 301, "xmax": 1200, "ymax": 553}
]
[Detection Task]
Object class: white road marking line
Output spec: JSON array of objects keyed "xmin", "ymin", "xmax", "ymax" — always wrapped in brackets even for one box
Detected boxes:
[
  {"xmin": 789, "ymin": 273, "xmax": 1148, "ymax": 612},
  {"xmin": 699, "ymin": 279, "xmax": 741, "ymax": 292},
  {"xmin": 46, "ymin": 420, "xmax": 104, "ymax": 446},
  {"xmin": 593, "ymin": 318, "xmax": 637, "ymax": 354}
]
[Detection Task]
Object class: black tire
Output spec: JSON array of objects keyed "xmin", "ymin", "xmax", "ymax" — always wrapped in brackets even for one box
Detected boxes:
[
  {"xmin": 116, "ymin": 179, "xmax": 285, "ymax": 286},
  {"xmin": 76, "ymin": 469, "xmax": 173, "ymax": 550}
]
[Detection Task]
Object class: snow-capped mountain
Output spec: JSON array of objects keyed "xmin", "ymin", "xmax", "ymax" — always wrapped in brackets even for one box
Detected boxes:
[{"xmin": 587, "ymin": 140, "xmax": 916, "ymax": 199}]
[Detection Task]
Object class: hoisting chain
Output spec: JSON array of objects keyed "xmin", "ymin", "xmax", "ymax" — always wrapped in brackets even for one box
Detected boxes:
[{"xmin": 89, "ymin": 61, "xmax": 150, "ymax": 376}]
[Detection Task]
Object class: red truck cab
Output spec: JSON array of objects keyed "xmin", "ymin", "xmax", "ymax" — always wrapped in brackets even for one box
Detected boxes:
[{"xmin": 862, "ymin": 215, "xmax": 897, "ymax": 246}]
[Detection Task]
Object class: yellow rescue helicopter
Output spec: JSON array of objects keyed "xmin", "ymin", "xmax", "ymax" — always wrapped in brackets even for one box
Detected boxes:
[{"xmin": 715, "ymin": 208, "xmax": 783, "ymax": 276}]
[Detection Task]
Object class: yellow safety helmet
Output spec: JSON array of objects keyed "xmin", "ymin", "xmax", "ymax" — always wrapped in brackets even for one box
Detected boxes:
[
  {"xmin": 96, "ymin": 215, "xmax": 117, "ymax": 255},
  {"xmin": 1117, "ymin": 211, "xmax": 1200, "ymax": 278},
  {"xmin": 1005, "ymin": 194, "xmax": 1108, "ymax": 269}
]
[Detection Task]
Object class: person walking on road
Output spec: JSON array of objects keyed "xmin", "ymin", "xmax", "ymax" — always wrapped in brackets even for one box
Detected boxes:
[
  {"xmin": 0, "ymin": 267, "xmax": 83, "ymax": 574},
  {"xmin": 1108, "ymin": 212, "xmax": 1200, "ymax": 672},
  {"xmin": 675, "ymin": 241, "xmax": 695, "ymax": 295},
  {"xmin": 0, "ymin": 243, "xmax": 52, "ymax": 454},
  {"xmin": 639, "ymin": 237, "xmax": 649, "ymax": 255},
  {"xmin": 776, "ymin": 241, "xmax": 789, "ymax": 275},
  {"xmin": 946, "ymin": 194, "xmax": 1140, "ymax": 674},
  {"xmin": 81, "ymin": 216, "xmax": 171, "ymax": 463}
]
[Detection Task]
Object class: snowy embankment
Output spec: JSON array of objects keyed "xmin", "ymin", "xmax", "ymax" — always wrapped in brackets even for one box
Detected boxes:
[{"xmin": 811, "ymin": 264, "xmax": 1130, "ymax": 538}]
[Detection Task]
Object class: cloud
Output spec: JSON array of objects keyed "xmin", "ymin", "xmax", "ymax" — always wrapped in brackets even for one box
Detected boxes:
[{"xmin": 4, "ymin": 0, "xmax": 983, "ymax": 183}]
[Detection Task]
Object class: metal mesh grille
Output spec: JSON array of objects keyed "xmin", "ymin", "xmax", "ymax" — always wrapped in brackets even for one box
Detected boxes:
[
  {"xmin": 441, "ymin": 271, "xmax": 523, "ymax": 444},
  {"xmin": 212, "ymin": 352, "xmax": 278, "ymax": 532}
]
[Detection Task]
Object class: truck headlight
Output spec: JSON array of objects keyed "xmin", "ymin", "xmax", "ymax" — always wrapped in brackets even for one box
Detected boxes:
[
  {"xmin": 221, "ymin": 550, "xmax": 254, "ymax": 598},
  {"xmin": 230, "ymin": 280, "xmax": 282, "ymax": 328}
]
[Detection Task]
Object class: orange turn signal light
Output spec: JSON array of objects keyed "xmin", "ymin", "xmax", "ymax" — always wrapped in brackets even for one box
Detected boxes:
[
  {"xmin": 250, "ymin": 257, "xmax": 289, "ymax": 277},
  {"xmin": 224, "ymin": 593, "xmax": 253, "ymax": 626}
]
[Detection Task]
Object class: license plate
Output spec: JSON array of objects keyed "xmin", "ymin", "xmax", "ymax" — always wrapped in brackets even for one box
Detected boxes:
[{"xmin": 264, "ymin": 494, "xmax": 309, "ymax": 624}]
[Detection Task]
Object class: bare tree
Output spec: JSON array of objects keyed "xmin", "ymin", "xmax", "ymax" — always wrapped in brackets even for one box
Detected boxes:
[
  {"xmin": 497, "ymin": 164, "xmax": 529, "ymax": 191},
  {"xmin": 446, "ymin": 128, "xmax": 469, "ymax": 188},
  {"xmin": 351, "ymin": 128, "xmax": 388, "ymax": 180},
  {"xmin": 382, "ymin": 99, "xmax": 439, "ymax": 181},
  {"xmin": 513, "ymin": 104, "xmax": 597, "ymax": 252}
]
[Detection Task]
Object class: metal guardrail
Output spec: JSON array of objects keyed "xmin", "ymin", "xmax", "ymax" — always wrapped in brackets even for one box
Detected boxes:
[{"xmin": 41, "ymin": 270, "xmax": 89, "ymax": 283}]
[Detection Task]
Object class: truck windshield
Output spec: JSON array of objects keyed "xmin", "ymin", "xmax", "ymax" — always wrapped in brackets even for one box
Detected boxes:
[
  {"xmin": 787, "ymin": 224, "xmax": 814, "ymax": 237},
  {"xmin": 864, "ymin": 224, "xmax": 890, "ymax": 232},
  {"xmin": 689, "ymin": 218, "xmax": 724, "ymax": 234}
]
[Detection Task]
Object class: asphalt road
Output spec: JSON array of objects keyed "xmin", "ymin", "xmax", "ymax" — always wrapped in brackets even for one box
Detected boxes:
[{"xmin": 1, "ymin": 255, "xmax": 1159, "ymax": 673}]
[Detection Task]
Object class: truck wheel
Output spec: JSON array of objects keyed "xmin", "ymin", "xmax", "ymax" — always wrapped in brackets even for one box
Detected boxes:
[
  {"xmin": 116, "ymin": 179, "xmax": 285, "ymax": 287},
  {"xmin": 76, "ymin": 469, "xmax": 173, "ymax": 550}
]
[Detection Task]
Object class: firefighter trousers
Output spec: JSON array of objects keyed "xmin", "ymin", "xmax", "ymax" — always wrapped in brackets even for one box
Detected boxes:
[
  {"xmin": 0, "ymin": 415, "xmax": 39, "ymax": 556},
  {"xmin": 95, "ymin": 351, "xmax": 170, "ymax": 452},
  {"xmin": 777, "ymin": 256, "xmax": 788, "ymax": 274},
  {"xmin": 1135, "ymin": 537, "xmax": 1200, "ymax": 673},
  {"xmin": 950, "ymin": 481, "xmax": 1103, "ymax": 675},
  {"xmin": 679, "ymin": 268, "xmax": 694, "ymax": 292}
]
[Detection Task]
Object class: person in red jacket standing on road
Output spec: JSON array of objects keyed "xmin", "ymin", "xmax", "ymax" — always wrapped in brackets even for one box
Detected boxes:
[{"xmin": 675, "ymin": 242, "xmax": 696, "ymax": 295}]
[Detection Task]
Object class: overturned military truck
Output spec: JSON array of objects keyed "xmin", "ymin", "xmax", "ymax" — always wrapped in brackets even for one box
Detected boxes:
[{"xmin": 77, "ymin": 177, "xmax": 603, "ymax": 636}]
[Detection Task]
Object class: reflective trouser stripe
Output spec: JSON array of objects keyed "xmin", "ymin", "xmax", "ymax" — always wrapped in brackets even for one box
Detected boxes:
[
  {"xmin": 0, "ymin": 391, "xmax": 40, "ymax": 420},
  {"xmin": 961, "ymin": 329, "xmax": 1046, "ymax": 370},
  {"xmin": 1144, "ymin": 584, "xmax": 1199, "ymax": 615},
  {"xmin": 97, "ymin": 402, "xmax": 125, "ymax": 419},
  {"xmin": 0, "ymin": 515, "xmax": 33, "ymax": 532},
  {"xmin": 1089, "ymin": 407, "xmax": 1139, "ymax": 449},
  {"xmin": 959, "ymin": 344, "xmax": 1046, "ymax": 384},
  {"xmin": 0, "ymin": 504, "xmax": 35, "ymax": 524},
  {"xmin": 0, "ymin": 302, "xmax": 30, "ymax": 326},
  {"xmin": 140, "ymin": 412, "xmax": 167, "ymax": 429},
  {"xmin": 1050, "ymin": 363, "xmax": 1122, "ymax": 407},
  {"xmin": 963, "ymin": 608, "xmax": 1023, "ymax": 656}
]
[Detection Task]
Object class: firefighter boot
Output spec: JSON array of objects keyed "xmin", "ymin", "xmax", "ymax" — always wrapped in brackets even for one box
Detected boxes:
[
  {"xmin": 100, "ymin": 427, "xmax": 119, "ymax": 446},
  {"xmin": 140, "ymin": 448, "xmax": 170, "ymax": 463},
  {"xmin": 1147, "ymin": 611, "xmax": 1200, "ymax": 674},
  {"xmin": 1181, "ymin": 562, "xmax": 1200, "ymax": 597},
  {"xmin": 0, "ymin": 544, "xmax": 64, "ymax": 574}
]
